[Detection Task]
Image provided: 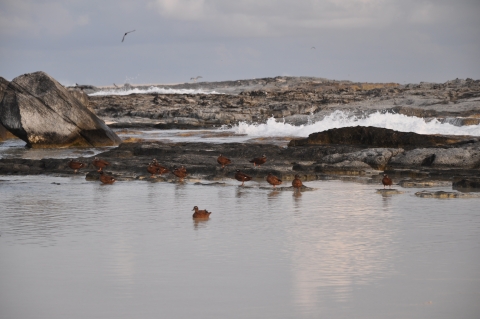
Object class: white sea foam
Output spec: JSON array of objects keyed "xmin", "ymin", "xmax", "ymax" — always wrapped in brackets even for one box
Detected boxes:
[
  {"xmin": 227, "ymin": 110, "xmax": 480, "ymax": 137},
  {"xmin": 89, "ymin": 86, "xmax": 218, "ymax": 96}
]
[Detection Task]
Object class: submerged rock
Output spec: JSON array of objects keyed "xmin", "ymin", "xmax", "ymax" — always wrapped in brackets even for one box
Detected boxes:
[
  {"xmin": 0, "ymin": 71, "xmax": 121, "ymax": 148},
  {"xmin": 376, "ymin": 189, "xmax": 404, "ymax": 195},
  {"xmin": 415, "ymin": 190, "xmax": 480, "ymax": 198}
]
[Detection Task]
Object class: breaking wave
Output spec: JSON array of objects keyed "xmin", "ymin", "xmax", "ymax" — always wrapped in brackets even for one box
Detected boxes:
[
  {"xmin": 89, "ymin": 86, "xmax": 219, "ymax": 96},
  {"xmin": 228, "ymin": 111, "xmax": 480, "ymax": 137}
]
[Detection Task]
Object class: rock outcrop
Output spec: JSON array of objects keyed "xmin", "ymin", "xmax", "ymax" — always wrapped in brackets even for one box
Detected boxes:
[
  {"xmin": 288, "ymin": 126, "xmax": 472, "ymax": 148},
  {"xmin": 88, "ymin": 77, "xmax": 480, "ymax": 128},
  {"xmin": 0, "ymin": 71, "xmax": 121, "ymax": 148}
]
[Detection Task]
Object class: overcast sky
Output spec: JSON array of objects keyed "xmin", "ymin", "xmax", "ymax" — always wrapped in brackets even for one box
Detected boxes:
[{"xmin": 0, "ymin": 0, "xmax": 479, "ymax": 86}]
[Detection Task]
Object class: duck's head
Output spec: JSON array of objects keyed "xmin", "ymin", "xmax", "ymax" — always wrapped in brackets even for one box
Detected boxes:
[{"xmin": 192, "ymin": 206, "xmax": 198, "ymax": 211}]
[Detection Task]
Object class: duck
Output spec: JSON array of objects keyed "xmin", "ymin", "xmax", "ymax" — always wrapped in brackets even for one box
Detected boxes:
[
  {"xmin": 173, "ymin": 166, "xmax": 188, "ymax": 182},
  {"xmin": 217, "ymin": 154, "xmax": 232, "ymax": 168},
  {"xmin": 249, "ymin": 154, "xmax": 267, "ymax": 167},
  {"xmin": 92, "ymin": 157, "xmax": 110, "ymax": 172},
  {"xmin": 147, "ymin": 163, "xmax": 162, "ymax": 178},
  {"xmin": 192, "ymin": 206, "xmax": 211, "ymax": 219},
  {"xmin": 149, "ymin": 159, "xmax": 169, "ymax": 176},
  {"xmin": 382, "ymin": 174, "xmax": 393, "ymax": 189},
  {"xmin": 235, "ymin": 169, "xmax": 252, "ymax": 186},
  {"xmin": 99, "ymin": 171, "xmax": 116, "ymax": 184},
  {"xmin": 68, "ymin": 159, "xmax": 85, "ymax": 174},
  {"xmin": 292, "ymin": 174, "xmax": 303, "ymax": 192},
  {"xmin": 266, "ymin": 173, "xmax": 282, "ymax": 188}
]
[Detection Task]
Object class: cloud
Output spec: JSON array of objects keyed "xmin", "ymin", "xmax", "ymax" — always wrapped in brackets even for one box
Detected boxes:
[
  {"xmin": 149, "ymin": 0, "xmax": 480, "ymax": 38},
  {"xmin": 0, "ymin": 0, "xmax": 90, "ymax": 37}
]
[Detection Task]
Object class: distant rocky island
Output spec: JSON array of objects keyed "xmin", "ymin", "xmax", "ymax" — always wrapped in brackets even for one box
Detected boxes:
[{"xmin": 1, "ymin": 72, "xmax": 479, "ymax": 193}]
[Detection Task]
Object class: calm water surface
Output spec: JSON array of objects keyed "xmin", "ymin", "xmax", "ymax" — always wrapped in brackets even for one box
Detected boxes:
[{"xmin": 0, "ymin": 176, "xmax": 479, "ymax": 319}]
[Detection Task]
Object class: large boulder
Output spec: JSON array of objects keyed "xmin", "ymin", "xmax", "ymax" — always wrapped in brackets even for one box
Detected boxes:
[
  {"xmin": 0, "ymin": 71, "xmax": 121, "ymax": 148},
  {"xmin": 0, "ymin": 76, "xmax": 14, "ymax": 141},
  {"xmin": 288, "ymin": 126, "xmax": 471, "ymax": 148}
]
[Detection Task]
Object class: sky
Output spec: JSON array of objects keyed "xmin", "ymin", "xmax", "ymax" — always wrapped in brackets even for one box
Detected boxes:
[{"xmin": 0, "ymin": 0, "xmax": 479, "ymax": 86}]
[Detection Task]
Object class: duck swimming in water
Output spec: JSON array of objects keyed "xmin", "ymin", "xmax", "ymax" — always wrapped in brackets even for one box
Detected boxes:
[
  {"xmin": 382, "ymin": 174, "xmax": 393, "ymax": 189},
  {"xmin": 266, "ymin": 173, "xmax": 282, "ymax": 188},
  {"xmin": 235, "ymin": 169, "xmax": 252, "ymax": 186},
  {"xmin": 99, "ymin": 171, "xmax": 116, "ymax": 184},
  {"xmin": 192, "ymin": 206, "xmax": 211, "ymax": 219},
  {"xmin": 217, "ymin": 154, "xmax": 232, "ymax": 168},
  {"xmin": 92, "ymin": 157, "xmax": 110, "ymax": 172},
  {"xmin": 249, "ymin": 154, "xmax": 267, "ymax": 167},
  {"xmin": 68, "ymin": 159, "xmax": 85, "ymax": 174},
  {"xmin": 292, "ymin": 174, "xmax": 303, "ymax": 192}
]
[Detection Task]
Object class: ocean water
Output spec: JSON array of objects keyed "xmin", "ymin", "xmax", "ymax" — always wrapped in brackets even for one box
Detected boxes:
[
  {"xmin": 2, "ymin": 111, "xmax": 479, "ymax": 159},
  {"xmin": 89, "ymin": 86, "xmax": 219, "ymax": 96},
  {"xmin": 230, "ymin": 111, "xmax": 480, "ymax": 137},
  {"xmin": 0, "ymin": 176, "xmax": 479, "ymax": 319}
]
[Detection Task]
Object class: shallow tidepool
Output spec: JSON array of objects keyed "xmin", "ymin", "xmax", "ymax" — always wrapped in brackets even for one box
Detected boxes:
[{"xmin": 0, "ymin": 176, "xmax": 479, "ymax": 319}]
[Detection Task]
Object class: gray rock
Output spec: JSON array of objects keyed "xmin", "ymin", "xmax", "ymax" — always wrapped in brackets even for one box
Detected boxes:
[
  {"xmin": 320, "ymin": 148, "xmax": 403, "ymax": 170},
  {"xmin": 0, "ymin": 71, "xmax": 121, "ymax": 148},
  {"xmin": 390, "ymin": 147, "xmax": 480, "ymax": 168}
]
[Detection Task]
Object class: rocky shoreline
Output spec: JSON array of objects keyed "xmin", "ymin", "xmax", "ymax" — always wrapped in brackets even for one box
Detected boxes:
[
  {"xmin": 1, "ymin": 74, "xmax": 479, "ymax": 193},
  {"xmin": 87, "ymin": 76, "xmax": 480, "ymax": 128}
]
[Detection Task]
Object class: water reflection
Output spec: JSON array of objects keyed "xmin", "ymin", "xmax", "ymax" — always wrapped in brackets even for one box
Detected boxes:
[
  {"xmin": 288, "ymin": 187, "xmax": 397, "ymax": 311},
  {"xmin": 1, "ymin": 176, "xmax": 479, "ymax": 319}
]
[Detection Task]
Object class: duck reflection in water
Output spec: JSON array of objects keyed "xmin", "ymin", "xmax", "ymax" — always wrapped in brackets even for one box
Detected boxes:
[{"xmin": 268, "ymin": 189, "xmax": 280, "ymax": 198}]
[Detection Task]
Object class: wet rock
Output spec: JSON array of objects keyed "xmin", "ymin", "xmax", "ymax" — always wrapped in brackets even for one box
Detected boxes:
[
  {"xmin": 288, "ymin": 126, "xmax": 470, "ymax": 148},
  {"xmin": 398, "ymin": 180, "xmax": 451, "ymax": 188},
  {"xmin": 376, "ymin": 189, "xmax": 404, "ymax": 195},
  {"xmin": 0, "ymin": 71, "xmax": 121, "ymax": 148},
  {"xmin": 320, "ymin": 148, "xmax": 403, "ymax": 170},
  {"xmin": 415, "ymin": 190, "xmax": 480, "ymax": 198},
  {"xmin": 390, "ymin": 147, "xmax": 480, "ymax": 168},
  {"xmin": 452, "ymin": 177, "xmax": 480, "ymax": 190}
]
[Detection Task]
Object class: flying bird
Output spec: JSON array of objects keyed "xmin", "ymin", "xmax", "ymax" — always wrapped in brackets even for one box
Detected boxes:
[
  {"xmin": 122, "ymin": 30, "xmax": 136, "ymax": 42},
  {"xmin": 190, "ymin": 76, "xmax": 203, "ymax": 82},
  {"xmin": 311, "ymin": 46, "xmax": 316, "ymax": 49}
]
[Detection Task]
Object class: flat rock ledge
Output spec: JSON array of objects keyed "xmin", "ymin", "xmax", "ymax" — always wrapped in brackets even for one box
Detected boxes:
[
  {"xmin": 376, "ymin": 189, "xmax": 404, "ymax": 195},
  {"xmin": 1, "ymin": 140, "xmax": 480, "ymax": 189},
  {"xmin": 415, "ymin": 190, "xmax": 480, "ymax": 199}
]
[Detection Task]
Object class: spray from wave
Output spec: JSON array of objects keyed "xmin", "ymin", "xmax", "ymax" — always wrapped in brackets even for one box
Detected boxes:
[
  {"xmin": 227, "ymin": 110, "xmax": 480, "ymax": 137},
  {"xmin": 89, "ymin": 86, "xmax": 219, "ymax": 96}
]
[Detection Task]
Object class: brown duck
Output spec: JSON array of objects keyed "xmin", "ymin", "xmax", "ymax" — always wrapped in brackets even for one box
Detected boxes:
[
  {"xmin": 68, "ymin": 159, "xmax": 85, "ymax": 174},
  {"xmin": 292, "ymin": 174, "xmax": 303, "ymax": 192},
  {"xmin": 92, "ymin": 157, "xmax": 110, "ymax": 172},
  {"xmin": 266, "ymin": 173, "xmax": 282, "ymax": 188},
  {"xmin": 147, "ymin": 160, "xmax": 169, "ymax": 177},
  {"xmin": 217, "ymin": 154, "xmax": 232, "ymax": 168},
  {"xmin": 173, "ymin": 166, "xmax": 188, "ymax": 182},
  {"xmin": 235, "ymin": 169, "xmax": 252, "ymax": 186},
  {"xmin": 382, "ymin": 174, "xmax": 393, "ymax": 189},
  {"xmin": 147, "ymin": 163, "xmax": 162, "ymax": 178},
  {"xmin": 249, "ymin": 154, "xmax": 267, "ymax": 167},
  {"xmin": 192, "ymin": 206, "xmax": 211, "ymax": 219},
  {"xmin": 99, "ymin": 171, "xmax": 116, "ymax": 184}
]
